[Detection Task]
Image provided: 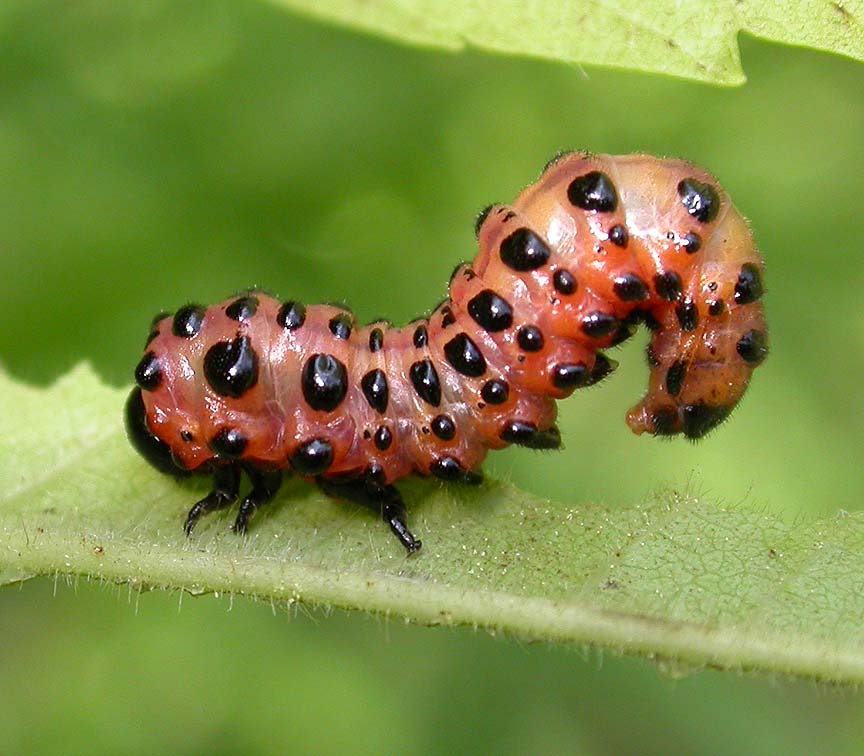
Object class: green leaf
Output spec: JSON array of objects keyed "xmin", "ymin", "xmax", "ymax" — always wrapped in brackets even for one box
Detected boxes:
[
  {"xmin": 269, "ymin": 0, "xmax": 864, "ymax": 85},
  {"xmin": 2, "ymin": 366, "xmax": 864, "ymax": 684}
]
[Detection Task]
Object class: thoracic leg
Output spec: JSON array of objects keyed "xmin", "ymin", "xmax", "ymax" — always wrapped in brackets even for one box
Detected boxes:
[
  {"xmin": 232, "ymin": 466, "xmax": 284, "ymax": 534},
  {"xmin": 318, "ymin": 477, "xmax": 422, "ymax": 554},
  {"xmin": 184, "ymin": 465, "xmax": 241, "ymax": 536}
]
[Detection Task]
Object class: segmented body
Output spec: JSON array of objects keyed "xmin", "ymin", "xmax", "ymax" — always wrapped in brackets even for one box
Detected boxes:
[{"xmin": 126, "ymin": 152, "xmax": 768, "ymax": 552}]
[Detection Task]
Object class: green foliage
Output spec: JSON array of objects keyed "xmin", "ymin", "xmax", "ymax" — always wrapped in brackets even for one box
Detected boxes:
[
  {"xmin": 272, "ymin": 0, "xmax": 864, "ymax": 85},
  {"xmin": 3, "ymin": 365, "xmax": 864, "ymax": 684}
]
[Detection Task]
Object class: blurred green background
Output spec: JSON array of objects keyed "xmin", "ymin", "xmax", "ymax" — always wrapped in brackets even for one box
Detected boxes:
[{"xmin": 1, "ymin": 1, "xmax": 863, "ymax": 753}]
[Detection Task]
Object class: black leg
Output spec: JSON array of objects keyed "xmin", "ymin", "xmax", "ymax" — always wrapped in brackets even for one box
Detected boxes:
[
  {"xmin": 184, "ymin": 465, "xmax": 241, "ymax": 536},
  {"xmin": 232, "ymin": 467, "xmax": 284, "ymax": 534},
  {"xmin": 318, "ymin": 477, "xmax": 422, "ymax": 554}
]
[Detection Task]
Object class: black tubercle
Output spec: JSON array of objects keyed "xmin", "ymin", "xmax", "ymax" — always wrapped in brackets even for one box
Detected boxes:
[
  {"xmin": 682, "ymin": 403, "xmax": 732, "ymax": 439},
  {"xmin": 653, "ymin": 271, "xmax": 683, "ymax": 301},
  {"xmin": 499, "ymin": 227, "xmax": 551, "ymax": 271},
  {"xmin": 474, "ymin": 204, "xmax": 495, "ymax": 237},
  {"xmin": 681, "ymin": 232, "xmax": 701, "ymax": 254},
  {"xmin": 208, "ymin": 427, "xmax": 248, "ymax": 458},
  {"xmin": 203, "ymin": 336, "xmax": 259, "ymax": 398},
  {"xmin": 675, "ymin": 299, "xmax": 699, "ymax": 332},
  {"xmin": 517, "ymin": 325, "xmax": 544, "ymax": 352},
  {"xmin": 444, "ymin": 333, "xmax": 487, "ymax": 377},
  {"xmin": 369, "ymin": 327, "xmax": 384, "ymax": 352},
  {"xmin": 552, "ymin": 362, "xmax": 589, "ymax": 390},
  {"xmin": 430, "ymin": 456, "xmax": 469, "ymax": 481},
  {"xmin": 413, "ymin": 324, "xmax": 428, "ymax": 348},
  {"xmin": 553, "ymin": 269, "xmax": 576, "ymax": 295},
  {"xmin": 124, "ymin": 388, "xmax": 189, "ymax": 478},
  {"xmin": 567, "ymin": 171, "xmax": 618, "ymax": 212},
  {"xmin": 410, "ymin": 360, "xmax": 442, "ymax": 406},
  {"xmin": 581, "ymin": 311, "xmax": 618, "ymax": 338},
  {"xmin": 301, "ymin": 353, "xmax": 348, "ymax": 411},
  {"xmin": 290, "ymin": 438, "xmax": 334, "ymax": 475},
  {"xmin": 734, "ymin": 263, "xmax": 764, "ymax": 305},
  {"xmin": 277, "ymin": 301, "xmax": 306, "ymax": 330},
  {"xmin": 481, "ymin": 379, "xmax": 509, "ymax": 405},
  {"xmin": 374, "ymin": 425, "xmax": 392, "ymax": 451},
  {"xmin": 135, "ymin": 351, "xmax": 162, "ymax": 391},
  {"xmin": 431, "ymin": 414, "xmax": 456, "ymax": 440},
  {"xmin": 468, "ymin": 289, "xmax": 513, "ymax": 332},
  {"xmin": 226, "ymin": 296, "xmax": 258, "ymax": 322},
  {"xmin": 665, "ymin": 361, "xmax": 687, "ymax": 397},
  {"xmin": 329, "ymin": 313, "xmax": 353, "ymax": 340},
  {"xmin": 613, "ymin": 274, "xmax": 649, "ymax": 302},
  {"xmin": 709, "ymin": 299, "xmax": 725, "ymax": 316},
  {"xmin": 736, "ymin": 330, "xmax": 768, "ymax": 364},
  {"xmin": 500, "ymin": 421, "xmax": 562, "ymax": 450},
  {"xmin": 361, "ymin": 369, "xmax": 389, "ymax": 414},
  {"xmin": 608, "ymin": 224, "xmax": 629, "ymax": 247},
  {"xmin": 677, "ymin": 178, "xmax": 720, "ymax": 223},
  {"xmin": 172, "ymin": 305, "xmax": 205, "ymax": 338}
]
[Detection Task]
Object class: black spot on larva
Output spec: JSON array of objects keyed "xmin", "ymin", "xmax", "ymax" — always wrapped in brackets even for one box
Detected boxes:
[
  {"xmin": 608, "ymin": 224, "xmax": 629, "ymax": 247},
  {"xmin": 203, "ymin": 336, "xmax": 259, "ymax": 398},
  {"xmin": 444, "ymin": 333, "xmax": 487, "ymax": 377},
  {"xmin": 678, "ymin": 178, "xmax": 720, "ymax": 223},
  {"xmin": 588, "ymin": 353, "xmax": 616, "ymax": 385},
  {"xmin": 665, "ymin": 361, "xmax": 687, "ymax": 397},
  {"xmin": 675, "ymin": 300, "xmax": 699, "ymax": 332},
  {"xmin": 440, "ymin": 306, "xmax": 456, "ymax": 328},
  {"xmin": 653, "ymin": 271, "xmax": 682, "ymax": 302},
  {"xmin": 736, "ymin": 330, "xmax": 768, "ymax": 365},
  {"xmin": 180, "ymin": 430, "xmax": 194, "ymax": 443},
  {"xmin": 374, "ymin": 425, "xmax": 392, "ymax": 451},
  {"xmin": 124, "ymin": 388, "xmax": 189, "ymax": 478},
  {"xmin": 552, "ymin": 362, "xmax": 589, "ymax": 390},
  {"xmin": 277, "ymin": 301, "xmax": 306, "ymax": 330},
  {"xmin": 226, "ymin": 295, "xmax": 258, "ymax": 322},
  {"xmin": 413, "ymin": 324, "xmax": 428, "ymax": 348},
  {"xmin": 581, "ymin": 311, "xmax": 618, "ymax": 338},
  {"xmin": 709, "ymin": 299, "xmax": 725, "ymax": 316},
  {"xmin": 682, "ymin": 403, "xmax": 732, "ymax": 439},
  {"xmin": 290, "ymin": 438, "xmax": 334, "ymax": 475},
  {"xmin": 681, "ymin": 232, "xmax": 702, "ymax": 254},
  {"xmin": 474, "ymin": 204, "xmax": 495, "ymax": 237},
  {"xmin": 481, "ymin": 379, "xmax": 509, "ymax": 405},
  {"xmin": 361, "ymin": 369, "xmax": 389, "ymax": 414},
  {"xmin": 369, "ymin": 327, "xmax": 383, "ymax": 353},
  {"xmin": 651, "ymin": 407, "xmax": 679, "ymax": 436},
  {"xmin": 468, "ymin": 289, "xmax": 513, "ymax": 332},
  {"xmin": 430, "ymin": 456, "xmax": 467, "ymax": 481},
  {"xmin": 431, "ymin": 414, "xmax": 456, "ymax": 441},
  {"xmin": 613, "ymin": 274, "xmax": 649, "ymax": 302},
  {"xmin": 517, "ymin": 325, "xmax": 544, "ymax": 352},
  {"xmin": 208, "ymin": 427, "xmax": 248, "ymax": 459},
  {"xmin": 410, "ymin": 360, "xmax": 442, "ymax": 406},
  {"xmin": 734, "ymin": 263, "xmax": 764, "ymax": 305},
  {"xmin": 301, "ymin": 353, "xmax": 348, "ymax": 412},
  {"xmin": 135, "ymin": 351, "xmax": 162, "ymax": 391},
  {"xmin": 500, "ymin": 421, "xmax": 562, "ymax": 450},
  {"xmin": 499, "ymin": 227, "xmax": 551, "ymax": 271},
  {"xmin": 567, "ymin": 171, "xmax": 618, "ymax": 212},
  {"xmin": 553, "ymin": 269, "xmax": 576, "ymax": 295},
  {"xmin": 172, "ymin": 305, "xmax": 205, "ymax": 338},
  {"xmin": 328, "ymin": 313, "xmax": 353, "ymax": 340}
]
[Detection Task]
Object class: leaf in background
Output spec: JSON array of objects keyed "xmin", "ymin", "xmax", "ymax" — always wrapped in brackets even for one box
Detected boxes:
[
  {"xmin": 1, "ymin": 366, "xmax": 863, "ymax": 684},
  {"xmin": 268, "ymin": 0, "xmax": 864, "ymax": 85}
]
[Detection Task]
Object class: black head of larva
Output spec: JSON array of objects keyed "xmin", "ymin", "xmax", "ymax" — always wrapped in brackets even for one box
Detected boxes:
[
  {"xmin": 677, "ymin": 178, "xmax": 720, "ymax": 223},
  {"xmin": 124, "ymin": 388, "xmax": 189, "ymax": 478},
  {"xmin": 567, "ymin": 171, "xmax": 618, "ymax": 213}
]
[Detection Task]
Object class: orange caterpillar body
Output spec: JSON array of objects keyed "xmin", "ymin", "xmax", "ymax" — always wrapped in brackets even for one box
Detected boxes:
[{"xmin": 126, "ymin": 152, "xmax": 767, "ymax": 552}]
